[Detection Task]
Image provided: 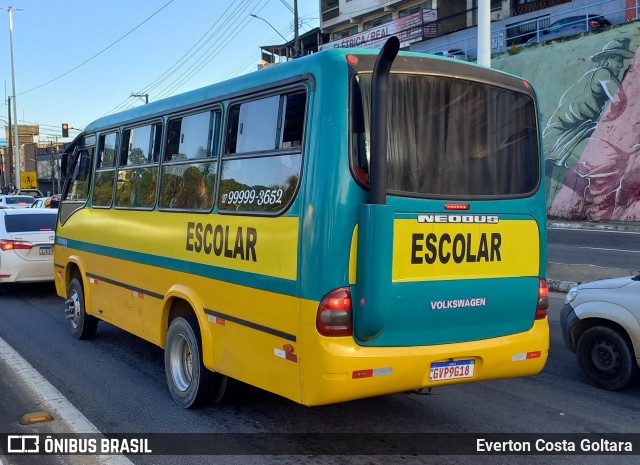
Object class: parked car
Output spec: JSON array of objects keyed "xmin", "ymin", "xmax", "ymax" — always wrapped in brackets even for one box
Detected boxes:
[
  {"xmin": 561, "ymin": 275, "xmax": 640, "ymax": 391},
  {"xmin": 0, "ymin": 208, "xmax": 58, "ymax": 290},
  {"xmin": 432, "ymin": 49, "xmax": 468, "ymax": 60},
  {"xmin": 0, "ymin": 195, "xmax": 36, "ymax": 209},
  {"xmin": 17, "ymin": 188, "xmax": 44, "ymax": 198},
  {"xmin": 527, "ymin": 15, "xmax": 611, "ymax": 44}
]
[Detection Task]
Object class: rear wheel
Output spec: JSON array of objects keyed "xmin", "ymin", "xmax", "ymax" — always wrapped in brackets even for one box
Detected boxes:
[
  {"xmin": 67, "ymin": 277, "xmax": 98, "ymax": 340},
  {"xmin": 165, "ymin": 316, "xmax": 227, "ymax": 408},
  {"xmin": 576, "ymin": 325, "xmax": 638, "ymax": 391}
]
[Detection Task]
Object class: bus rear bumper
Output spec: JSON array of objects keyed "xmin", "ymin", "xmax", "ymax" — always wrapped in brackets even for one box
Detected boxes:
[{"xmin": 300, "ymin": 318, "xmax": 549, "ymax": 406}]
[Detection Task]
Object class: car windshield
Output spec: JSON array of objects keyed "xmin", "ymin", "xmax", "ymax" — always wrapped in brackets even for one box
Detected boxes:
[{"xmin": 4, "ymin": 214, "xmax": 56, "ymax": 232}]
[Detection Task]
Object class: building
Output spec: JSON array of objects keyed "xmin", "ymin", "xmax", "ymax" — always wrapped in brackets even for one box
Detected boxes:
[{"xmin": 319, "ymin": 0, "xmax": 634, "ymax": 58}]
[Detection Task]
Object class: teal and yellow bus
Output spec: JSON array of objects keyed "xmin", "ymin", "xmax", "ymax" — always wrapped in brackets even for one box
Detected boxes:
[{"xmin": 55, "ymin": 38, "xmax": 549, "ymax": 408}]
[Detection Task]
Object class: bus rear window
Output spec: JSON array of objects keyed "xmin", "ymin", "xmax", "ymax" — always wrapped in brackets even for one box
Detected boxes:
[{"xmin": 352, "ymin": 73, "xmax": 539, "ymax": 197}]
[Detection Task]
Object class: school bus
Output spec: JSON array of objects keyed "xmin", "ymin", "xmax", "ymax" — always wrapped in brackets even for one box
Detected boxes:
[{"xmin": 55, "ymin": 38, "xmax": 549, "ymax": 408}]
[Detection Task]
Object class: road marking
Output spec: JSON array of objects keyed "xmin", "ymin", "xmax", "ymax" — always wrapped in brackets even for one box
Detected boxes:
[
  {"xmin": 577, "ymin": 246, "xmax": 640, "ymax": 253},
  {"xmin": 548, "ymin": 226, "xmax": 640, "ymax": 235},
  {"xmin": 0, "ymin": 336, "xmax": 134, "ymax": 465}
]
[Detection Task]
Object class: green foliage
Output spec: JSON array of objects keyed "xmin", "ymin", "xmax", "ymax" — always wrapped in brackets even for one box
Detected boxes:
[{"xmin": 507, "ymin": 45, "xmax": 522, "ymax": 55}]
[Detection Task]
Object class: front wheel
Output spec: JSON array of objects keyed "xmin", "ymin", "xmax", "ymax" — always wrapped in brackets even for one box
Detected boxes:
[
  {"xmin": 66, "ymin": 277, "xmax": 98, "ymax": 340},
  {"xmin": 576, "ymin": 325, "xmax": 639, "ymax": 391},
  {"xmin": 164, "ymin": 316, "xmax": 227, "ymax": 408}
]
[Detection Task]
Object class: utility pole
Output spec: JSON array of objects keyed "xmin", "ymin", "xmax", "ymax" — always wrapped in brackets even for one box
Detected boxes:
[
  {"xmin": 293, "ymin": 0, "xmax": 300, "ymax": 57},
  {"xmin": 6, "ymin": 96, "xmax": 13, "ymax": 189},
  {"xmin": 477, "ymin": 0, "xmax": 491, "ymax": 67},
  {"xmin": 131, "ymin": 93, "xmax": 149, "ymax": 104},
  {"xmin": 8, "ymin": 6, "xmax": 20, "ymax": 190}
]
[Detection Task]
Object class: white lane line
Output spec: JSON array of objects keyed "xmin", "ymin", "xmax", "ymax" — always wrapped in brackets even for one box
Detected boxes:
[
  {"xmin": 548, "ymin": 227, "xmax": 640, "ymax": 235},
  {"xmin": 0, "ymin": 336, "xmax": 134, "ymax": 465},
  {"xmin": 576, "ymin": 246, "xmax": 640, "ymax": 253}
]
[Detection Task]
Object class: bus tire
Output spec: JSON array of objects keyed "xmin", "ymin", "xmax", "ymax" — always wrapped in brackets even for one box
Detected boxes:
[
  {"xmin": 165, "ymin": 316, "xmax": 226, "ymax": 408},
  {"xmin": 576, "ymin": 325, "xmax": 639, "ymax": 391},
  {"xmin": 67, "ymin": 277, "xmax": 98, "ymax": 340}
]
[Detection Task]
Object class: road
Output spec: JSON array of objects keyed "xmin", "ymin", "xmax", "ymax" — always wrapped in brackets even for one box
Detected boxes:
[
  {"xmin": 1, "ymin": 283, "xmax": 638, "ymax": 465},
  {"xmin": 547, "ymin": 226, "xmax": 640, "ymax": 271}
]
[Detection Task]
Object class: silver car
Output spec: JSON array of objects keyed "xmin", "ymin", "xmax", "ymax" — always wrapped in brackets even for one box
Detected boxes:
[{"xmin": 561, "ymin": 275, "xmax": 640, "ymax": 390}]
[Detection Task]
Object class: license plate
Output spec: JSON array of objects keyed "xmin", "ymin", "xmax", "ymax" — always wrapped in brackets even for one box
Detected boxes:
[
  {"xmin": 39, "ymin": 246, "xmax": 53, "ymax": 255},
  {"xmin": 429, "ymin": 360, "xmax": 475, "ymax": 381}
]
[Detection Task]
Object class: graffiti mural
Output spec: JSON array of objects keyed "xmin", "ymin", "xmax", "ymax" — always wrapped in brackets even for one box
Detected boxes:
[
  {"xmin": 543, "ymin": 38, "xmax": 635, "ymax": 208},
  {"xmin": 549, "ymin": 44, "xmax": 640, "ymax": 221}
]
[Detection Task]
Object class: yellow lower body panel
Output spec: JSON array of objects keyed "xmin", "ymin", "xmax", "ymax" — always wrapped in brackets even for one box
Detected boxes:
[{"xmin": 298, "ymin": 302, "xmax": 549, "ymax": 406}]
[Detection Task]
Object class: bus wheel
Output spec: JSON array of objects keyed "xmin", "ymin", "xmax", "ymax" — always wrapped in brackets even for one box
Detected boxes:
[
  {"xmin": 165, "ymin": 316, "xmax": 226, "ymax": 408},
  {"xmin": 576, "ymin": 325, "xmax": 638, "ymax": 391},
  {"xmin": 66, "ymin": 277, "xmax": 98, "ymax": 340}
]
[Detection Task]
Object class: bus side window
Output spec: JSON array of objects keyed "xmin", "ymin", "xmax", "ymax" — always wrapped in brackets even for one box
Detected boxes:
[
  {"xmin": 281, "ymin": 92, "xmax": 305, "ymax": 149},
  {"xmin": 69, "ymin": 147, "xmax": 94, "ymax": 201},
  {"xmin": 116, "ymin": 123, "xmax": 161, "ymax": 209},
  {"xmin": 92, "ymin": 132, "xmax": 118, "ymax": 208},
  {"xmin": 159, "ymin": 111, "xmax": 218, "ymax": 211}
]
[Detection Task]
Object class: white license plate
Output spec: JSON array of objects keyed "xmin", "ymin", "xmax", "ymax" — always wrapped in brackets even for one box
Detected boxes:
[
  {"xmin": 39, "ymin": 247, "xmax": 54, "ymax": 255},
  {"xmin": 429, "ymin": 360, "xmax": 475, "ymax": 381}
]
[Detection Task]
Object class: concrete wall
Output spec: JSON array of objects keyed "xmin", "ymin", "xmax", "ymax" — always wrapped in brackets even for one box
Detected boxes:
[{"xmin": 492, "ymin": 21, "xmax": 640, "ymax": 221}]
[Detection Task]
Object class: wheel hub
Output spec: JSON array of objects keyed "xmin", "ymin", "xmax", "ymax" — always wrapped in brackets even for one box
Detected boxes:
[{"xmin": 590, "ymin": 340, "xmax": 620, "ymax": 374}]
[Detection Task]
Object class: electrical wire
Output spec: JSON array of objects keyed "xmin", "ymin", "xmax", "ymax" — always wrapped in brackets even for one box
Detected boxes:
[{"xmin": 19, "ymin": 0, "xmax": 177, "ymax": 96}]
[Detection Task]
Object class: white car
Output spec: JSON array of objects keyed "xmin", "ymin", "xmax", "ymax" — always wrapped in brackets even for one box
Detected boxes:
[
  {"xmin": 561, "ymin": 276, "xmax": 640, "ymax": 390},
  {"xmin": 0, "ymin": 195, "xmax": 36, "ymax": 209},
  {"xmin": 0, "ymin": 208, "xmax": 57, "ymax": 289}
]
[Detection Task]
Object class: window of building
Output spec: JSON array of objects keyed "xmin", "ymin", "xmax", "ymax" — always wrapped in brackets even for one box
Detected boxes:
[
  {"xmin": 363, "ymin": 13, "xmax": 392, "ymax": 31},
  {"xmin": 399, "ymin": 1, "xmax": 434, "ymax": 18},
  {"xmin": 332, "ymin": 25, "xmax": 359, "ymax": 41}
]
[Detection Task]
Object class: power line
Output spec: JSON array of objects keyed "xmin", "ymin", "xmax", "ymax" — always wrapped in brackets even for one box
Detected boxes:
[{"xmin": 19, "ymin": 0, "xmax": 176, "ymax": 96}]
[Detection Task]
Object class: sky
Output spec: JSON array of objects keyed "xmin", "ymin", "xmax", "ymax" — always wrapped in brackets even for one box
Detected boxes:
[{"xmin": 0, "ymin": 0, "xmax": 319, "ymax": 143}]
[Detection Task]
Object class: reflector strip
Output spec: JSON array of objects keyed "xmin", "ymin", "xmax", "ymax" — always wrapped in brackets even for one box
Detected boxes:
[
  {"xmin": 89, "ymin": 277, "xmax": 98, "ymax": 285},
  {"xmin": 352, "ymin": 367, "xmax": 393, "ymax": 379},
  {"xmin": 133, "ymin": 291, "xmax": 144, "ymax": 299},
  {"xmin": 274, "ymin": 348, "xmax": 298, "ymax": 363},
  {"xmin": 352, "ymin": 369, "xmax": 373, "ymax": 379},
  {"xmin": 512, "ymin": 351, "xmax": 542, "ymax": 361}
]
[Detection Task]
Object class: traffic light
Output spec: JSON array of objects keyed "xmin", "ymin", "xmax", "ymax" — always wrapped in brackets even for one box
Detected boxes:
[{"xmin": 62, "ymin": 123, "xmax": 69, "ymax": 138}]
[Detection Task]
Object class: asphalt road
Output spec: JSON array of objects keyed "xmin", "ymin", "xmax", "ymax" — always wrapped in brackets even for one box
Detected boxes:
[
  {"xmin": 547, "ymin": 226, "xmax": 640, "ymax": 271},
  {"xmin": 1, "ymin": 283, "xmax": 639, "ymax": 465}
]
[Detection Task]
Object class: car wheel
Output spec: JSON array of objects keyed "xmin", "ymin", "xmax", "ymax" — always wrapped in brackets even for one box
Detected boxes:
[
  {"xmin": 576, "ymin": 326, "xmax": 639, "ymax": 390},
  {"xmin": 165, "ymin": 316, "xmax": 227, "ymax": 408},
  {"xmin": 66, "ymin": 277, "xmax": 98, "ymax": 340}
]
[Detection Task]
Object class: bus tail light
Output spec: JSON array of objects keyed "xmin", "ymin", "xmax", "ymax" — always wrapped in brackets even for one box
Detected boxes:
[
  {"xmin": 316, "ymin": 287, "xmax": 353, "ymax": 337},
  {"xmin": 0, "ymin": 239, "xmax": 34, "ymax": 251},
  {"xmin": 536, "ymin": 278, "xmax": 549, "ymax": 319}
]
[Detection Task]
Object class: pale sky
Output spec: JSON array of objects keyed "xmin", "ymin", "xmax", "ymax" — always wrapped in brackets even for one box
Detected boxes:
[{"xmin": 0, "ymin": 0, "xmax": 319, "ymax": 143}]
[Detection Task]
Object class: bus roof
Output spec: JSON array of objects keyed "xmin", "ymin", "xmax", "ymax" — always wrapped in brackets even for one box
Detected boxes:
[{"xmin": 84, "ymin": 47, "xmax": 533, "ymax": 134}]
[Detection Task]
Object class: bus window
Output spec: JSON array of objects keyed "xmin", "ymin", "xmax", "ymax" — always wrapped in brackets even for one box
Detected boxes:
[
  {"xmin": 219, "ymin": 90, "xmax": 305, "ymax": 214},
  {"xmin": 159, "ymin": 111, "xmax": 218, "ymax": 211},
  {"xmin": 115, "ymin": 122, "xmax": 161, "ymax": 209},
  {"xmin": 92, "ymin": 132, "xmax": 118, "ymax": 207},
  {"xmin": 69, "ymin": 147, "xmax": 94, "ymax": 202},
  {"xmin": 234, "ymin": 95, "xmax": 280, "ymax": 154},
  {"xmin": 352, "ymin": 74, "xmax": 539, "ymax": 197}
]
